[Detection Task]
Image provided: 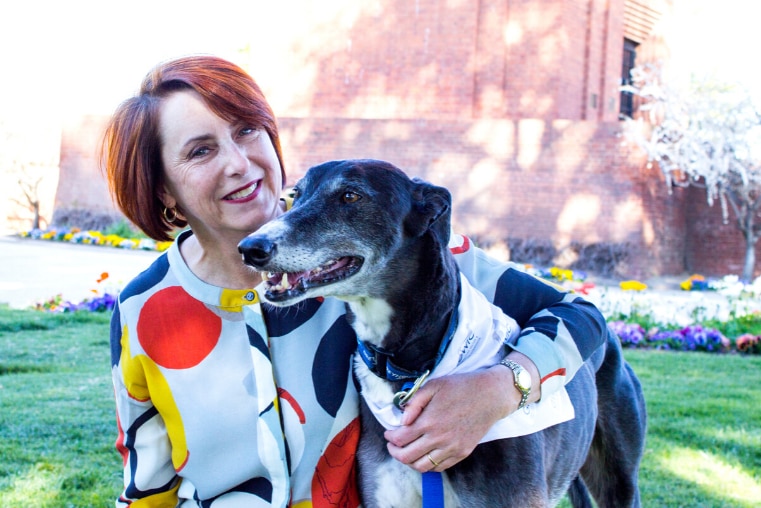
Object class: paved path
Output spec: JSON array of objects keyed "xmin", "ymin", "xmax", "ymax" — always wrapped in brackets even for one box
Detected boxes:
[{"xmin": 0, "ymin": 235, "xmax": 161, "ymax": 309}]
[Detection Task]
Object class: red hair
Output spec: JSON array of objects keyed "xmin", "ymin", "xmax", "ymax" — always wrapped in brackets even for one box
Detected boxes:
[{"xmin": 101, "ymin": 55, "xmax": 285, "ymax": 241}]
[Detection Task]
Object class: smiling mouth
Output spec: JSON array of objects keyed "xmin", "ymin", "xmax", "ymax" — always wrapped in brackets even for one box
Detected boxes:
[
  {"xmin": 261, "ymin": 256, "xmax": 363, "ymax": 302},
  {"xmin": 224, "ymin": 181, "xmax": 260, "ymax": 200}
]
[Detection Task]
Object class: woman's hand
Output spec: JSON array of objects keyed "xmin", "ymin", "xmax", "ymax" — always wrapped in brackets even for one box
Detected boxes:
[{"xmin": 383, "ymin": 352, "xmax": 541, "ymax": 472}]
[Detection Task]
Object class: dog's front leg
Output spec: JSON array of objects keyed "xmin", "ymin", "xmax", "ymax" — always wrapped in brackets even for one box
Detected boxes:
[
  {"xmin": 357, "ymin": 405, "xmax": 464, "ymax": 508},
  {"xmin": 356, "ymin": 405, "xmax": 423, "ymax": 507}
]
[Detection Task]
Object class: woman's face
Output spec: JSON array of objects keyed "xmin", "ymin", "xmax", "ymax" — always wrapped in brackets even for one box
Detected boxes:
[{"xmin": 158, "ymin": 89, "xmax": 283, "ymax": 244}]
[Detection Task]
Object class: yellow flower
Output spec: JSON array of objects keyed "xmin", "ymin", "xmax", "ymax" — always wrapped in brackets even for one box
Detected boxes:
[
  {"xmin": 156, "ymin": 241, "xmax": 173, "ymax": 252},
  {"xmin": 680, "ymin": 274, "xmax": 705, "ymax": 291},
  {"xmin": 103, "ymin": 234, "xmax": 124, "ymax": 246},
  {"xmin": 549, "ymin": 267, "xmax": 574, "ymax": 281},
  {"xmin": 620, "ymin": 280, "xmax": 647, "ymax": 291}
]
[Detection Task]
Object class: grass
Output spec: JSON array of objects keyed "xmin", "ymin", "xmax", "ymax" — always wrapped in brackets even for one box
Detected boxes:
[
  {"xmin": 0, "ymin": 307, "xmax": 120, "ymax": 507},
  {"xmin": 1, "ymin": 307, "xmax": 760, "ymax": 507},
  {"xmin": 624, "ymin": 350, "xmax": 761, "ymax": 507}
]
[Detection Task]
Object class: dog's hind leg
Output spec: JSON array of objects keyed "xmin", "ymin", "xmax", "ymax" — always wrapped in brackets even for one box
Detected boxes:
[
  {"xmin": 581, "ymin": 330, "xmax": 647, "ymax": 508},
  {"xmin": 566, "ymin": 476, "xmax": 595, "ymax": 508}
]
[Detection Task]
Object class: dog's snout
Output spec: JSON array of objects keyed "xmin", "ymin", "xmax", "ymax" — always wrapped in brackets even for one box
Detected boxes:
[{"xmin": 238, "ymin": 235, "xmax": 277, "ymax": 268}]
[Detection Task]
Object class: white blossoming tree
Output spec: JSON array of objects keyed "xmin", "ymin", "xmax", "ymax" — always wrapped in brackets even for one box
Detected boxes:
[{"xmin": 622, "ymin": 64, "xmax": 761, "ymax": 281}]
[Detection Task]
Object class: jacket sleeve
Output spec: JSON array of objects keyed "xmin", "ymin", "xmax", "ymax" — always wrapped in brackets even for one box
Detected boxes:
[
  {"xmin": 111, "ymin": 301, "xmax": 181, "ymax": 507},
  {"xmin": 451, "ymin": 233, "xmax": 607, "ymax": 395}
]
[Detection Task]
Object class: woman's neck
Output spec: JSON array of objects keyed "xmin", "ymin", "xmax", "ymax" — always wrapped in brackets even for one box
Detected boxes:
[
  {"xmin": 179, "ymin": 231, "xmax": 262, "ymax": 289},
  {"xmin": 177, "ymin": 199, "xmax": 286, "ymax": 289}
]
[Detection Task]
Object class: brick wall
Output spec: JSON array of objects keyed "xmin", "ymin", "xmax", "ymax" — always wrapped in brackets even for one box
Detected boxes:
[
  {"xmin": 56, "ymin": 116, "xmax": 116, "ymax": 215},
  {"xmin": 49, "ymin": 0, "xmax": 758, "ymax": 279},
  {"xmin": 276, "ymin": 116, "xmax": 701, "ymax": 279},
  {"xmin": 684, "ymin": 186, "xmax": 761, "ymax": 277},
  {"xmin": 252, "ymin": 0, "xmax": 624, "ymax": 122}
]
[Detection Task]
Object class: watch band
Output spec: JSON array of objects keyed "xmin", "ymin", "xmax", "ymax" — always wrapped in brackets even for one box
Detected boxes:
[{"xmin": 500, "ymin": 358, "xmax": 531, "ymax": 409}]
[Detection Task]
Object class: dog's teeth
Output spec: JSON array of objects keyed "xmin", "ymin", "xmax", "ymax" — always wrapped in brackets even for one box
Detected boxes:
[{"xmin": 281, "ymin": 273, "xmax": 290, "ymax": 289}]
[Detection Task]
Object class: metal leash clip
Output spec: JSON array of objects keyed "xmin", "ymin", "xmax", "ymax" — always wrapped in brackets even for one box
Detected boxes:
[{"xmin": 393, "ymin": 370, "xmax": 430, "ymax": 410}]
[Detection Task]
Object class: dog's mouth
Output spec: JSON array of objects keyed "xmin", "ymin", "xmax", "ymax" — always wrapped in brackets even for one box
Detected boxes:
[{"xmin": 261, "ymin": 256, "xmax": 364, "ymax": 302}]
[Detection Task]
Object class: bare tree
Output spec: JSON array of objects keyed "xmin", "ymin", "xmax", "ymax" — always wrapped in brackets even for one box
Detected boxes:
[
  {"xmin": 11, "ymin": 162, "xmax": 45, "ymax": 230},
  {"xmin": 2, "ymin": 121, "xmax": 57, "ymax": 232},
  {"xmin": 622, "ymin": 63, "xmax": 761, "ymax": 281}
]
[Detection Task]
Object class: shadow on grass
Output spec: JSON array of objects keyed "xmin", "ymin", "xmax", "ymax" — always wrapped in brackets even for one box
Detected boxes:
[{"xmin": 0, "ymin": 364, "xmax": 53, "ymax": 375}]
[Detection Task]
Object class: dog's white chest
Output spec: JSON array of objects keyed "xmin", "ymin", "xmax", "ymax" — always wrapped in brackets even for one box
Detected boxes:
[
  {"xmin": 355, "ymin": 359, "xmax": 460, "ymax": 507},
  {"xmin": 372, "ymin": 460, "xmax": 459, "ymax": 507}
]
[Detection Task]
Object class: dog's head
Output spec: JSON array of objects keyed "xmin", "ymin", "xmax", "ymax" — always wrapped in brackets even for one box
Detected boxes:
[{"xmin": 238, "ymin": 159, "xmax": 452, "ymax": 306}]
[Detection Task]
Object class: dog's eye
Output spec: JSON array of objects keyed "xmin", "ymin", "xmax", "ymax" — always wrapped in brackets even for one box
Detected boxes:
[{"xmin": 342, "ymin": 191, "xmax": 362, "ymax": 203}]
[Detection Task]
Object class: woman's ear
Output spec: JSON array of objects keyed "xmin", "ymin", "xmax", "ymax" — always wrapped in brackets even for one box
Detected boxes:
[
  {"xmin": 158, "ymin": 185, "xmax": 177, "ymax": 211},
  {"xmin": 158, "ymin": 187, "xmax": 185, "ymax": 221}
]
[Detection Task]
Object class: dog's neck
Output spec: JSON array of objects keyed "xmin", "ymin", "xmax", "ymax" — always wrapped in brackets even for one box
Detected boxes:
[{"xmin": 346, "ymin": 231, "xmax": 459, "ymax": 380}]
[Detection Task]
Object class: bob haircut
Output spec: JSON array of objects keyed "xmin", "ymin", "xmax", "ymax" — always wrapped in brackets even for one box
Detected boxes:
[{"xmin": 101, "ymin": 55, "xmax": 285, "ymax": 242}]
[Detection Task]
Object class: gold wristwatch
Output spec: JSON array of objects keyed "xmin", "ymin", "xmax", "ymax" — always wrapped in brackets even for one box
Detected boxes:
[{"xmin": 500, "ymin": 358, "xmax": 532, "ymax": 409}]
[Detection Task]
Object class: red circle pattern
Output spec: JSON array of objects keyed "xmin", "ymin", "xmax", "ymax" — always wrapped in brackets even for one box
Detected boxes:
[{"xmin": 137, "ymin": 286, "xmax": 222, "ymax": 369}]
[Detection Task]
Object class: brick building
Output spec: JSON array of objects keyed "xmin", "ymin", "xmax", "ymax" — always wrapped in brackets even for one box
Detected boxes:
[{"xmin": 52, "ymin": 0, "xmax": 759, "ymax": 279}]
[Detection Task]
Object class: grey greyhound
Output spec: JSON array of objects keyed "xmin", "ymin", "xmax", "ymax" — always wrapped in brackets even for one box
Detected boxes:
[{"xmin": 238, "ymin": 159, "xmax": 647, "ymax": 507}]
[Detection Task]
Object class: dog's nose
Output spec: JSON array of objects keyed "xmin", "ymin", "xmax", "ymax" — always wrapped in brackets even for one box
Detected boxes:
[{"xmin": 238, "ymin": 235, "xmax": 277, "ymax": 268}]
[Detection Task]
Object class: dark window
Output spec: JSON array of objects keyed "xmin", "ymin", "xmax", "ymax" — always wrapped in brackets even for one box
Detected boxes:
[{"xmin": 619, "ymin": 39, "xmax": 638, "ymax": 119}]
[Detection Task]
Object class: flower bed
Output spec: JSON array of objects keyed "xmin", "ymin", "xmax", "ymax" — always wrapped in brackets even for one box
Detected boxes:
[
  {"xmin": 21, "ymin": 227, "xmax": 172, "ymax": 252},
  {"xmin": 32, "ymin": 272, "xmax": 118, "ymax": 313},
  {"xmin": 529, "ymin": 266, "xmax": 761, "ymax": 355},
  {"xmin": 24, "ymin": 241, "xmax": 761, "ymax": 355},
  {"xmin": 610, "ymin": 322, "xmax": 731, "ymax": 352}
]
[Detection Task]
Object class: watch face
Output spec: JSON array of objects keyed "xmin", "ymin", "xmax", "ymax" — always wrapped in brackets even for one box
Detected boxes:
[{"xmin": 516, "ymin": 369, "xmax": 531, "ymax": 391}]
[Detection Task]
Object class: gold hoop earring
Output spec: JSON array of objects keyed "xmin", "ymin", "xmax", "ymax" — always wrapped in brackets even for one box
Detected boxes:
[{"xmin": 163, "ymin": 206, "xmax": 178, "ymax": 224}]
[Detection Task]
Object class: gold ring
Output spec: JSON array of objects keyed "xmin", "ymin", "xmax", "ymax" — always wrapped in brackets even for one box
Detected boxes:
[{"xmin": 427, "ymin": 453, "xmax": 440, "ymax": 468}]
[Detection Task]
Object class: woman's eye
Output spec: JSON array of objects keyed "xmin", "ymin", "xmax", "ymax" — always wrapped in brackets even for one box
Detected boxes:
[
  {"xmin": 239, "ymin": 126, "xmax": 259, "ymax": 137},
  {"xmin": 342, "ymin": 191, "xmax": 361, "ymax": 203},
  {"xmin": 189, "ymin": 146, "xmax": 211, "ymax": 159}
]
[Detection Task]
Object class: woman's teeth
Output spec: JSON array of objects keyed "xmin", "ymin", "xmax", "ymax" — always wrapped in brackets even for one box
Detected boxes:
[{"xmin": 226, "ymin": 182, "xmax": 258, "ymax": 200}]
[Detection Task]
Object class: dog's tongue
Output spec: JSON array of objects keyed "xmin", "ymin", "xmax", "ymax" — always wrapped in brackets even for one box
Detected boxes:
[{"xmin": 265, "ymin": 257, "xmax": 353, "ymax": 292}]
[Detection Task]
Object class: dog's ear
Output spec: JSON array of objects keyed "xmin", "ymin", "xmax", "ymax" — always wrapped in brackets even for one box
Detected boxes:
[{"xmin": 405, "ymin": 179, "xmax": 452, "ymax": 241}]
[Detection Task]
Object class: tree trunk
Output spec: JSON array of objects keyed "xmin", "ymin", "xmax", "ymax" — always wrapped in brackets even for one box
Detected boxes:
[
  {"xmin": 32, "ymin": 201, "xmax": 40, "ymax": 230},
  {"xmin": 742, "ymin": 232, "xmax": 757, "ymax": 283}
]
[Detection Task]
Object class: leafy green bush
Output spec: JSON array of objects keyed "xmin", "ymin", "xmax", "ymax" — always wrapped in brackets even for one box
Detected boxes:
[{"xmin": 102, "ymin": 218, "xmax": 147, "ymax": 239}]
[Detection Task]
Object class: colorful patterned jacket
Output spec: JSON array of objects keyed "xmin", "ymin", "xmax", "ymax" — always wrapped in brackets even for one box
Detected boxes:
[{"xmin": 111, "ymin": 229, "xmax": 606, "ymax": 507}]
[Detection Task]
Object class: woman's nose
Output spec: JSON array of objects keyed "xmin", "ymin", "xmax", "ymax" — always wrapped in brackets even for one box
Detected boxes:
[{"xmin": 224, "ymin": 142, "xmax": 249, "ymax": 175}]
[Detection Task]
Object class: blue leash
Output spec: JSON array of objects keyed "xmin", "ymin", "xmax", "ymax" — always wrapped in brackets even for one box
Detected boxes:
[
  {"xmin": 422, "ymin": 471, "xmax": 445, "ymax": 508},
  {"xmin": 395, "ymin": 380, "xmax": 445, "ymax": 507}
]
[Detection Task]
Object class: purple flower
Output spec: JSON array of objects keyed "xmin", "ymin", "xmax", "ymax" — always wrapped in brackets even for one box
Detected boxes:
[
  {"xmin": 36, "ymin": 292, "xmax": 118, "ymax": 314},
  {"xmin": 647, "ymin": 330, "xmax": 683, "ymax": 350},
  {"xmin": 610, "ymin": 321, "xmax": 646, "ymax": 347},
  {"xmin": 84, "ymin": 293, "xmax": 117, "ymax": 312},
  {"xmin": 644, "ymin": 325, "xmax": 728, "ymax": 352}
]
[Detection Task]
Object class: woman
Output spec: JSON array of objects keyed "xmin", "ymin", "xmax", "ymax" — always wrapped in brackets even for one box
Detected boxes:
[{"xmin": 103, "ymin": 55, "xmax": 607, "ymax": 507}]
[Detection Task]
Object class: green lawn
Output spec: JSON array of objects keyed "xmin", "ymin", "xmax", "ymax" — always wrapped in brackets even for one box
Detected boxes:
[
  {"xmin": 0, "ymin": 309, "xmax": 120, "ymax": 507},
  {"xmin": 1, "ymin": 307, "xmax": 760, "ymax": 507}
]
